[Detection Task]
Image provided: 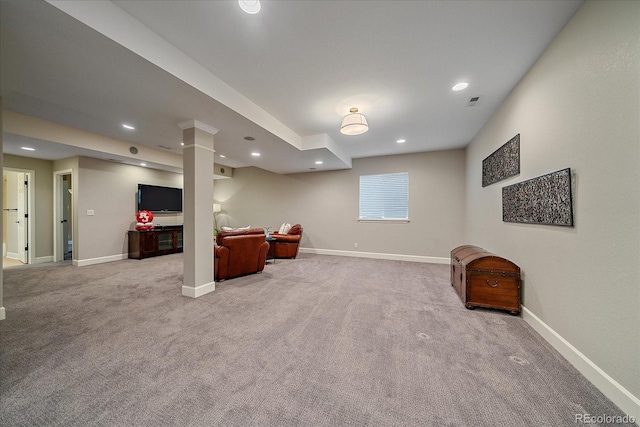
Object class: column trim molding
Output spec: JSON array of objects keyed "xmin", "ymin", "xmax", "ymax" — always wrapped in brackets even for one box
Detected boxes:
[
  {"xmin": 182, "ymin": 143, "xmax": 216, "ymax": 153},
  {"xmin": 182, "ymin": 282, "xmax": 216, "ymax": 298},
  {"xmin": 178, "ymin": 119, "xmax": 219, "ymax": 135}
]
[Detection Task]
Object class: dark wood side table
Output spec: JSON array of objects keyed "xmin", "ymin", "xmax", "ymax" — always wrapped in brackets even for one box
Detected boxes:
[{"xmin": 266, "ymin": 235, "xmax": 276, "ymax": 264}]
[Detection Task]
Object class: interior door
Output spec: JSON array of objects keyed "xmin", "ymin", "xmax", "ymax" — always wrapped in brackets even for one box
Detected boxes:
[
  {"xmin": 62, "ymin": 176, "xmax": 71, "ymax": 259},
  {"xmin": 17, "ymin": 173, "xmax": 28, "ymax": 263}
]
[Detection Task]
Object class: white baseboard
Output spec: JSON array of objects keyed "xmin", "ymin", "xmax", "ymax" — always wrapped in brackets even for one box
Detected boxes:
[
  {"xmin": 299, "ymin": 247, "xmax": 449, "ymax": 264},
  {"xmin": 74, "ymin": 254, "xmax": 128, "ymax": 267},
  {"xmin": 522, "ymin": 307, "xmax": 640, "ymax": 422},
  {"xmin": 0, "ymin": 307, "xmax": 5, "ymax": 321},
  {"xmin": 182, "ymin": 281, "xmax": 216, "ymax": 298},
  {"xmin": 34, "ymin": 256, "xmax": 54, "ymax": 264},
  {"xmin": 6, "ymin": 252, "xmax": 18, "ymax": 260}
]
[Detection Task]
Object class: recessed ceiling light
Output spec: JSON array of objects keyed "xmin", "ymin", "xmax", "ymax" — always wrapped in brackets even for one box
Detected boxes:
[
  {"xmin": 122, "ymin": 123, "xmax": 135, "ymax": 130},
  {"xmin": 180, "ymin": 142, "xmax": 184, "ymax": 146},
  {"xmin": 452, "ymin": 82, "xmax": 469, "ymax": 91},
  {"xmin": 251, "ymin": 152, "xmax": 260, "ymax": 157},
  {"xmin": 21, "ymin": 147, "xmax": 35, "ymax": 151},
  {"xmin": 219, "ymin": 154, "xmax": 226, "ymax": 158},
  {"xmin": 140, "ymin": 163, "xmax": 147, "ymax": 167},
  {"xmin": 238, "ymin": 0, "xmax": 261, "ymax": 14},
  {"xmin": 396, "ymin": 139, "xmax": 406, "ymax": 144},
  {"xmin": 315, "ymin": 161, "xmax": 323, "ymax": 165}
]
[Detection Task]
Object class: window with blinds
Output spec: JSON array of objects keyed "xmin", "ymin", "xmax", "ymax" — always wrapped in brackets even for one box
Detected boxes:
[{"xmin": 359, "ymin": 172, "xmax": 409, "ymax": 221}]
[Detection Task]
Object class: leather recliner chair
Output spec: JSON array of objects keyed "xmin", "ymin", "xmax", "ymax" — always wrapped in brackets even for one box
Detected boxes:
[
  {"xmin": 215, "ymin": 228, "xmax": 269, "ymax": 281},
  {"xmin": 268, "ymin": 224, "xmax": 303, "ymax": 259}
]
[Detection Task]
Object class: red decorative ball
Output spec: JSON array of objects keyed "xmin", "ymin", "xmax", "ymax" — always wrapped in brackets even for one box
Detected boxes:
[
  {"xmin": 135, "ymin": 210, "xmax": 155, "ymax": 231},
  {"xmin": 136, "ymin": 210, "xmax": 154, "ymax": 224}
]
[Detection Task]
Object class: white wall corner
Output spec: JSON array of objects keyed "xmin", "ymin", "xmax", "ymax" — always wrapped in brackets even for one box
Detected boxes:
[
  {"xmin": 182, "ymin": 281, "xmax": 216, "ymax": 298},
  {"xmin": 522, "ymin": 307, "xmax": 640, "ymax": 421},
  {"xmin": 301, "ymin": 134, "xmax": 352, "ymax": 169}
]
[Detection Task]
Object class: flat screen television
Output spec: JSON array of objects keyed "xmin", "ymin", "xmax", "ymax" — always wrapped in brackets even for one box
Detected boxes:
[{"xmin": 137, "ymin": 184, "xmax": 183, "ymax": 213}]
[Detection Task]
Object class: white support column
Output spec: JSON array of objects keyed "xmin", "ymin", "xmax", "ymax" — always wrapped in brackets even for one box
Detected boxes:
[{"xmin": 179, "ymin": 120, "xmax": 217, "ymax": 298}]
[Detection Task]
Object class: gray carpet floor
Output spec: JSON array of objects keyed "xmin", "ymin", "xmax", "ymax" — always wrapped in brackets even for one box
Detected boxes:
[{"xmin": 0, "ymin": 253, "xmax": 630, "ymax": 426}]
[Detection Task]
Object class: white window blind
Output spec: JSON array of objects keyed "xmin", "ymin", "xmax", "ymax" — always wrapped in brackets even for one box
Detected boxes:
[{"xmin": 359, "ymin": 172, "xmax": 409, "ymax": 221}]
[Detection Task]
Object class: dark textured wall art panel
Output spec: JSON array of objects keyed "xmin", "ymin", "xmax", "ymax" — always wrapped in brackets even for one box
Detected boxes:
[
  {"xmin": 502, "ymin": 168, "xmax": 573, "ymax": 226},
  {"xmin": 482, "ymin": 134, "xmax": 520, "ymax": 187}
]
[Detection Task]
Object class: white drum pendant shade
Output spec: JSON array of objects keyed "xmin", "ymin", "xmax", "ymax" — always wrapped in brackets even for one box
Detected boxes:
[{"xmin": 340, "ymin": 108, "xmax": 369, "ymax": 135}]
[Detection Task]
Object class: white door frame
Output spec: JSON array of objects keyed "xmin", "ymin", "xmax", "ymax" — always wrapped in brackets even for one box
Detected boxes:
[
  {"xmin": 3, "ymin": 168, "xmax": 35, "ymax": 265},
  {"xmin": 17, "ymin": 172, "xmax": 27, "ymax": 263},
  {"xmin": 53, "ymin": 169, "xmax": 73, "ymax": 262}
]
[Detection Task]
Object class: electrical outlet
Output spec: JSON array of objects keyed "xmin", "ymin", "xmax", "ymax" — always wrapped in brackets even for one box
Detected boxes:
[
  {"xmin": 354, "ymin": 243, "xmax": 358, "ymax": 249},
  {"xmin": 86, "ymin": 209, "xmax": 95, "ymax": 216}
]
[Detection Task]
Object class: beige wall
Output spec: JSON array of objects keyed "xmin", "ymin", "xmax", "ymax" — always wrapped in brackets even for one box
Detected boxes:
[
  {"xmin": 76, "ymin": 157, "xmax": 182, "ymax": 262},
  {"xmin": 465, "ymin": 0, "xmax": 639, "ymax": 401},
  {"xmin": 214, "ymin": 149, "xmax": 466, "ymax": 259},
  {"xmin": 4, "ymin": 154, "xmax": 54, "ymax": 261},
  {"xmin": 0, "ymin": 155, "xmax": 184, "ymax": 264}
]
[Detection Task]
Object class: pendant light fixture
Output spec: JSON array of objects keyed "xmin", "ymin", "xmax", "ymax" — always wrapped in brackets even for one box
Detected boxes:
[
  {"xmin": 340, "ymin": 107, "xmax": 369, "ymax": 136},
  {"xmin": 238, "ymin": 0, "xmax": 261, "ymax": 14}
]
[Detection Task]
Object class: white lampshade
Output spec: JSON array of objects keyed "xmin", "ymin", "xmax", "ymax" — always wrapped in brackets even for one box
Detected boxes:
[
  {"xmin": 238, "ymin": 0, "xmax": 261, "ymax": 14},
  {"xmin": 340, "ymin": 108, "xmax": 369, "ymax": 136},
  {"xmin": 213, "ymin": 203, "xmax": 222, "ymax": 213}
]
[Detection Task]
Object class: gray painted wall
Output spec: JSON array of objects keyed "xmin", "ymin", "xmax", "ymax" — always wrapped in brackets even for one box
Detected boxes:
[
  {"xmin": 465, "ymin": 0, "xmax": 639, "ymax": 398},
  {"xmin": 76, "ymin": 157, "xmax": 183, "ymax": 261},
  {"xmin": 214, "ymin": 149, "xmax": 466, "ymax": 259},
  {"xmin": 1, "ymin": 155, "xmax": 184, "ymax": 263}
]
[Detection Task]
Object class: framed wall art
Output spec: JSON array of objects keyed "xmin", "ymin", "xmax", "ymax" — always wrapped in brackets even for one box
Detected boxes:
[
  {"xmin": 502, "ymin": 168, "xmax": 573, "ymax": 226},
  {"xmin": 482, "ymin": 134, "xmax": 520, "ymax": 187}
]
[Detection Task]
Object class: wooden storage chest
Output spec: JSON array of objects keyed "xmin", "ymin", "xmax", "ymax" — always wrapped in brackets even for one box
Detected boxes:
[{"xmin": 450, "ymin": 245, "xmax": 521, "ymax": 315}]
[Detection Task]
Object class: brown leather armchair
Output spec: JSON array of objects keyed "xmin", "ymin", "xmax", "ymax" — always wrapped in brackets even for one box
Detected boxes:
[
  {"xmin": 215, "ymin": 228, "xmax": 269, "ymax": 281},
  {"xmin": 267, "ymin": 224, "xmax": 303, "ymax": 259}
]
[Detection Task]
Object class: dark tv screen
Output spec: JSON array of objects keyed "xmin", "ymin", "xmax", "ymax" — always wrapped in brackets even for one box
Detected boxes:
[{"xmin": 137, "ymin": 184, "xmax": 183, "ymax": 213}]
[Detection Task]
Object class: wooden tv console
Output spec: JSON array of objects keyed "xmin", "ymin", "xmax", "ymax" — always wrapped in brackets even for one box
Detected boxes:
[{"xmin": 128, "ymin": 225, "xmax": 183, "ymax": 259}]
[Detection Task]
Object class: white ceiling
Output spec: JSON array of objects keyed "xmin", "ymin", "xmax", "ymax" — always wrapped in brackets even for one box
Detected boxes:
[{"xmin": 1, "ymin": 0, "xmax": 583, "ymax": 175}]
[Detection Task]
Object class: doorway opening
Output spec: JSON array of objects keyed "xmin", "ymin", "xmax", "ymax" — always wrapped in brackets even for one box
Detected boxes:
[
  {"xmin": 3, "ymin": 168, "xmax": 34, "ymax": 268},
  {"xmin": 54, "ymin": 170, "xmax": 73, "ymax": 263}
]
